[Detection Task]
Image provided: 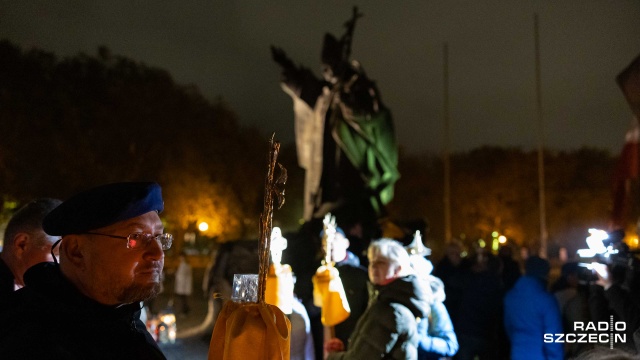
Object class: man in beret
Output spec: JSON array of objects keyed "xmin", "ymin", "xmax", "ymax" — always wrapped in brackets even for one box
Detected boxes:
[
  {"xmin": 0, "ymin": 198, "xmax": 62, "ymax": 297},
  {"xmin": 0, "ymin": 182, "xmax": 171, "ymax": 359}
]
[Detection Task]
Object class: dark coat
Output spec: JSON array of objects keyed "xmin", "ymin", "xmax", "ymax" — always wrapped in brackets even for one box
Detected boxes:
[
  {"xmin": 504, "ymin": 276, "xmax": 563, "ymax": 360},
  {"xmin": 328, "ymin": 274, "xmax": 430, "ymax": 360},
  {"xmin": 334, "ymin": 251, "xmax": 369, "ymax": 348},
  {"xmin": 589, "ymin": 283, "xmax": 640, "ymax": 353},
  {"xmin": 0, "ymin": 257, "xmax": 14, "ymax": 299},
  {"xmin": 0, "ymin": 262, "xmax": 166, "ymax": 360}
]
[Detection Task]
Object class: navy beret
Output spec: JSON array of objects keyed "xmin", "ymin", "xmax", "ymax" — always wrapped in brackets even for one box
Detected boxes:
[{"xmin": 43, "ymin": 182, "xmax": 164, "ymax": 236}]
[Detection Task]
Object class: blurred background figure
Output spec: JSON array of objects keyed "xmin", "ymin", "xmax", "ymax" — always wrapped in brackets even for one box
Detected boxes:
[
  {"xmin": 289, "ymin": 296, "xmax": 316, "ymax": 360},
  {"xmin": 588, "ymin": 259, "xmax": 640, "ymax": 354},
  {"xmin": 453, "ymin": 248, "xmax": 504, "ymax": 360},
  {"xmin": 504, "ymin": 256, "xmax": 563, "ymax": 360},
  {"xmin": 174, "ymin": 252, "xmax": 193, "ymax": 316},
  {"xmin": 497, "ymin": 245, "xmax": 521, "ymax": 292},
  {"xmin": 407, "ymin": 233, "xmax": 459, "ymax": 360},
  {"xmin": 0, "ymin": 198, "xmax": 61, "ymax": 297},
  {"xmin": 433, "ymin": 239, "xmax": 466, "ymax": 325},
  {"xmin": 551, "ymin": 261, "xmax": 591, "ymax": 358},
  {"xmin": 325, "ymin": 226, "xmax": 369, "ymax": 350}
]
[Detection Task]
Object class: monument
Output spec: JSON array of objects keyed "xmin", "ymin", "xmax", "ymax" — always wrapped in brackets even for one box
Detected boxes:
[{"xmin": 271, "ymin": 7, "xmax": 399, "ymax": 237}]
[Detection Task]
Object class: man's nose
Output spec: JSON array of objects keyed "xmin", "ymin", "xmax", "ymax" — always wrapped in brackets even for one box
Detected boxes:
[{"xmin": 143, "ymin": 237, "xmax": 164, "ymax": 260}]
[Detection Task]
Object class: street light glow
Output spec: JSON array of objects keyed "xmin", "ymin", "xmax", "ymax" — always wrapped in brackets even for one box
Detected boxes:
[{"xmin": 198, "ymin": 221, "xmax": 209, "ymax": 232}]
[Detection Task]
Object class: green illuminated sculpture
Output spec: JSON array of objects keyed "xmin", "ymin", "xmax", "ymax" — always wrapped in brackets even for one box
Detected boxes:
[{"xmin": 271, "ymin": 7, "xmax": 399, "ymax": 231}]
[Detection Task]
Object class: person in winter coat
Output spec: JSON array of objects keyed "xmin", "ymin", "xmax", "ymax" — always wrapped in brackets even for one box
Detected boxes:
[
  {"xmin": 504, "ymin": 256, "xmax": 563, "ymax": 360},
  {"xmin": 324, "ymin": 238, "xmax": 430, "ymax": 360},
  {"xmin": 433, "ymin": 240, "xmax": 465, "ymax": 326},
  {"xmin": 174, "ymin": 253, "xmax": 193, "ymax": 315},
  {"xmin": 326, "ymin": 227, "xmax": 369, "ymax": 349},
  {"xmin": 454, "ymin": 250, "xmax": 504, "ymax": 360},
  {"xmin": 410, "ymin": 254, "xmax": 459, "ymax": 360}
]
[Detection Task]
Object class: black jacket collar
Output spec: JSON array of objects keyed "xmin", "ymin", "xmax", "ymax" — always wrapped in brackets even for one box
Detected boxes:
[{"xmin": 22, "ymin": 262, "xmax": 142, "ymax": 319}]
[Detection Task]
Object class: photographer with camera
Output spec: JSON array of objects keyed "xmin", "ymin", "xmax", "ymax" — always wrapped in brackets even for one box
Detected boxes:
[{"xmin": 582, "ymin": 229, "xmax": 640, "ymax": 354}]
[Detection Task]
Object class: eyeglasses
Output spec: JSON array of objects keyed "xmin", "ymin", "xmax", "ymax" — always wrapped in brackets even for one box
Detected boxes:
[{"xmin": 84, "ymin": 232, "xmax": 173, "ymax": 250}]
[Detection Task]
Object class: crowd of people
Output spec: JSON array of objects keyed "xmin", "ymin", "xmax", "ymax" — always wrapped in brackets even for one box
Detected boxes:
[
  {"xmin": 294, "ymin": 228, "xmax": 640, "ymax": 360},
  {"xmin": 1, "ymin": 181, "xmax": 640, "ymax": 360}
]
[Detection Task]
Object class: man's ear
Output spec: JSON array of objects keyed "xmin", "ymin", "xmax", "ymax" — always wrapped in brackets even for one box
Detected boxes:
[
  {"xmin": 12, "ymin": 233, "xmax": 29, "ymax": 260},
  {"xmin": 60, "ymin": 235, "xmax": 85, "ymax": 267}
]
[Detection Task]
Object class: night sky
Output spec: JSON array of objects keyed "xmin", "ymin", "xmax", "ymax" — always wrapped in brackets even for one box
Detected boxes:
[{"xmin": 2, "ymin": 1, "xmax": 640, "ymax": 155}]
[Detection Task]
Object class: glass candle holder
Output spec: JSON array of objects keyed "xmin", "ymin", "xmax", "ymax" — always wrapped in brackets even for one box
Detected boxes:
[{"xmin": 231, "ymin": 274, "xmax": 259, "ymax": 303}]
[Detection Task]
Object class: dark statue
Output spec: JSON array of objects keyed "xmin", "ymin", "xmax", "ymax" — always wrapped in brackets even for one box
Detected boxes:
[{"xmin": 271, "ymin": 7, "xmax": 399, "ymax": 236}]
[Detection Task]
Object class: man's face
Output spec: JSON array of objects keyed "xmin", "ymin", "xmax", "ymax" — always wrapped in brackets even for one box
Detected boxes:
[
  {"xmin": 368, "ymin": 256, "xmax": 399, "ymax": 286},
  {"xmin": 75, "ymin": 211, "xmax": 165, "ymax": 305}
]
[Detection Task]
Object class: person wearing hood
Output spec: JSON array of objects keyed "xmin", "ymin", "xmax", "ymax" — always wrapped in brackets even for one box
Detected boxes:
[
  {"xmin": 324, "ymin": 238, "xmax": 430, "ymax": 360},
  {"xmin": 409, "ymin": 253, "xmax": 459, "ymax": 360},
  {"xmin": 504, "ymin": 256, "xmax": 563, "ymax": 360}
]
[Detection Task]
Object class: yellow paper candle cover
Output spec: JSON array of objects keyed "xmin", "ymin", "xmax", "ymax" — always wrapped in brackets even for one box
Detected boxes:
[
  {"xmin": 265, "ymin": 264, "xmax": 295, "ymax": 315},
  {"xmin": 312, "ymin": 265, "xmax": 351, "ymax": 326}
]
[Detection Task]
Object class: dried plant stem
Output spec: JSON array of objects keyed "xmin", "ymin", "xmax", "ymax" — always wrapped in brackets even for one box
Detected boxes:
[{"xmin": 258, "ymin": 134, "xmax": 281, "ymax": 303}]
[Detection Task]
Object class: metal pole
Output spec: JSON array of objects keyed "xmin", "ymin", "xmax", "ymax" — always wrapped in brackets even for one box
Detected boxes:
[
  {"xmin": 443, "ymin": 43, "xmax": 452, "ymax": 243},
  {"xmin": 535, "ymin": 14, "xmax": 548, "ymax": 258}
]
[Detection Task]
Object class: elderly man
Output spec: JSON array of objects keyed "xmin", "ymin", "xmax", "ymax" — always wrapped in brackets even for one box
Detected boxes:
[
  {"xmin": 0, "ymin": 182, "xmax": 170, "ymax": 359},
  {"xmin": 0, "ymin": 198, "xmax": 62, "ymax": 297},
  {"xmin": 324, "ymin": 238, "xmax": 429, "ymax": 360}
]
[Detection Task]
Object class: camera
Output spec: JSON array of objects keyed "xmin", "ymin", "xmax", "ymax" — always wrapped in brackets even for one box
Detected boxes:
[{"xmin": 576, "ymin": 229, "xmax": 638, "ymax": 283}]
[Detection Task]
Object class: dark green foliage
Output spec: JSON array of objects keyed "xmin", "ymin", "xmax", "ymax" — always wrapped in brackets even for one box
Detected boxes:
[{"xmin": 388, "ymin": 146, "xmax": 618, "ymax": 255}]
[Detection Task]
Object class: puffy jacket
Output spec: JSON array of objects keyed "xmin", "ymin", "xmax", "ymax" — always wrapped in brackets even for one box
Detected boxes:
[
  {"xmin": 334, "ymin": 251, "xmax": 369, "ymax": 348},
  {"xmin": 417, "ymin": 301, "xmax": 459, "ymax": 359},
  {"xmin": 328, "ymin": 274, "xmax": 430, "ymax": 360},
  {"xmin": 504, "ymin": 276, "xmax": 563, "ymax": 360}
]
